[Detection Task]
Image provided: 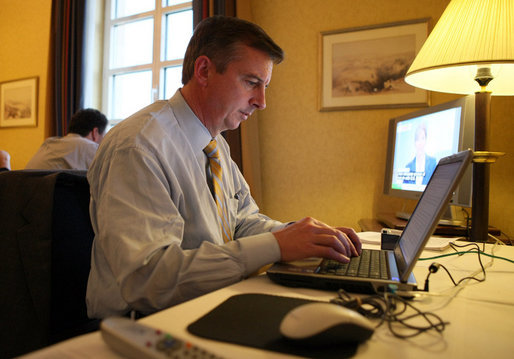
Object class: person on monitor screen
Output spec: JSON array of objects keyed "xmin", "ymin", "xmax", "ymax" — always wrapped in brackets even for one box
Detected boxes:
[
  {"xmin": 25, "ymin": 108, "xmax": 107, "ymax": 170},
  {"xmin": 404, "ymin": 123, "xmax": 437, "ymax": 185},
  {"xmin": 86, "ymin": 15, "xmax": 362, "ymax": 319}
]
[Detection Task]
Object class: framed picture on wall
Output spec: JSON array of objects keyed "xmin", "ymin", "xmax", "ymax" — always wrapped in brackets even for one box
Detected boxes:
[
  {"xmin": 319, "ymin": 19, "xmax": 429, "ymax": 111},
  {"xmin": 0, "ymin": 77, "xmax": 38, "ymax": 128}
]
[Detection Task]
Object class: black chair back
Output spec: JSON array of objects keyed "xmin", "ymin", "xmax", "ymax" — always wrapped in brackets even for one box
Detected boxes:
[{"xmin": 0, "ymin": 170, "xmax": 98, "ymax": 358}]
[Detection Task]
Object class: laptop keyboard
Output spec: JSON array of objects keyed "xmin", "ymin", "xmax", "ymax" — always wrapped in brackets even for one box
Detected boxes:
[{"xmin": 317, "ymin": 249, "xmax": 390, "ymax": 280}]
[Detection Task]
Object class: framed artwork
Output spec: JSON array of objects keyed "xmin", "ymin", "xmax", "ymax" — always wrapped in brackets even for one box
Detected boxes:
[
  {"xmin": 319, "ymin": 19, "xmax": 429, "ymax": 111},
  {"xmin": 0, "ymin": 77, "xmax": 38, "ymax": 127}
]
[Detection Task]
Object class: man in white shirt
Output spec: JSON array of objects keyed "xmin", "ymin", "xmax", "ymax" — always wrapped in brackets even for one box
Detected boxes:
[
  {"xmin": 25, "ymin": 108, "xmax": 107, "ymax": 170},
  {"xmin": 86, "ymin": 16, "xmax": 362, "ymax": 319}
]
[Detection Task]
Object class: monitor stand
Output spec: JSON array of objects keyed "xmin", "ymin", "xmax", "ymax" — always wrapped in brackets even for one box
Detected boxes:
[{"xmin": 396, "ymin": 205, "xmax": 467, "ymax": 226}]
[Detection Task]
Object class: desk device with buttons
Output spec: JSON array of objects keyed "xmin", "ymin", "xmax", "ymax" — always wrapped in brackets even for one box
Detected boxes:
[{"xmin": 101, "ymin": 317, "xmax": 223, "ymax": 359}]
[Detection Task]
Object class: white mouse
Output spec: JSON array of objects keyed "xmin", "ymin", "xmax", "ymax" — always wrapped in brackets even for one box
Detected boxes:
[{"xmin": 279, "ymin": 302, "xmax": 374, "ymax": 346}]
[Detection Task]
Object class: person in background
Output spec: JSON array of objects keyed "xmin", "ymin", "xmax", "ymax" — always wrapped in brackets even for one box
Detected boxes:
[
  {"xmin": 0, "ymin": 150, "xmax": 11, "ymax": 171},
  {"xmin": 86, "ymin": 15, "xmax": 362, "ymax": 319},
  {"xmin": 25, "ymin": 108, "xmax": 108, "ymax": 170}
]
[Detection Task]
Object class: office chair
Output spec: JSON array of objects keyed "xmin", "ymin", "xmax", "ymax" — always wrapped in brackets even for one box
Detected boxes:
[{"xmin": 0, "ymin": 170, "xmax": 98, "ymax": 358}]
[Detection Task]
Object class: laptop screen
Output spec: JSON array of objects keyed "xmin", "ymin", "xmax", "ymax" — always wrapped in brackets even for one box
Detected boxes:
[{"xmin": 394, "ymin": 150, "xmax": 472, "ymax": 281}]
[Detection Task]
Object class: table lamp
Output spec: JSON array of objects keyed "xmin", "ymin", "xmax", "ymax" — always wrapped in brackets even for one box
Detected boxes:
[{"xmin": 404, "ymin": 0, "xmax": 513, "ymax": 242}]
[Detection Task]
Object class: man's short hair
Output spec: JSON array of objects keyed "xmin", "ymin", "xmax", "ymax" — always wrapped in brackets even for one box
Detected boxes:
[
  {"xmin": 68, "ymin": 108, "xmax": 108, "ymax": 137},
  {"xmin": 182, "ymin": 15, "xmax": 284, "ymax": 85}
]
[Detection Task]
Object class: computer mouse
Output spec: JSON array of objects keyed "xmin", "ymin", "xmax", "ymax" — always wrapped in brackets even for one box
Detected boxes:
[{"xmin": 279, "ymin": 302, "xmax": 374, "ymax": 346}]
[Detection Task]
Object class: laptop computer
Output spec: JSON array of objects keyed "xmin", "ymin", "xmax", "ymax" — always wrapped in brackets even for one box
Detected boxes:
[{"xmin": 267, "ymin": 149, "xmax": 473, "ymax": 294}]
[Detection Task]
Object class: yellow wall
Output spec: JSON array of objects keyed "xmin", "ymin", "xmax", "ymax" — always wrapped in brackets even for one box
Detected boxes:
[
  {"xmin": 0, "ymin": 0, "xmax": 53, "ymax": 170},
  {"xmin": 1, "ymin": 0, "xmax": 513, "ymax": 237},
  {"xmin": 247, "ymin": 0, "xmax": 514, "ymax": 236}
]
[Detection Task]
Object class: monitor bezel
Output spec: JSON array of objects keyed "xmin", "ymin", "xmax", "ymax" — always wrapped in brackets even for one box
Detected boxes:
[{"xmin": 383, "ymin": 95, "xmax": 475, "ymax": 207}]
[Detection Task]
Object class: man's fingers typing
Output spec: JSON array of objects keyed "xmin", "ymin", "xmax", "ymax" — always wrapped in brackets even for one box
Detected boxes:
[{"xmin": 273, "ymin": 217, "xmax": 362, "ymax": 262}]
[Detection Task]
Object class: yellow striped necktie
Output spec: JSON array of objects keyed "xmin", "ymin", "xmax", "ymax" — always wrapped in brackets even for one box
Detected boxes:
[{"xmin": 204, "ymin": 139, "xmax": 233, "ymax": 243}]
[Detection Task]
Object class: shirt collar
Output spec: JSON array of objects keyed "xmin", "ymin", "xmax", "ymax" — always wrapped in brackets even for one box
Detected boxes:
[
  {"xmin": 66, "ymin": 133, "xmax": 82, "ymax": 138},
  {"xmin": 169, "ymin": 90, "xmax": 213, "ymax": 153}
]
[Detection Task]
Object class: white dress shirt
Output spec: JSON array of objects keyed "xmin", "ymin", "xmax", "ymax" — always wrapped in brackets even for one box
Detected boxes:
[
  {"xmin": 25, "ymin": 133, "xmax": 98, "ymax": 170},
  {"xmin": 86, "ymin": 91, "xmax": 283, "ymax": 318}
]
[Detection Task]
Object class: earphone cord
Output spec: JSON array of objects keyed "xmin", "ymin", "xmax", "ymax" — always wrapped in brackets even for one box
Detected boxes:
[{"xmin": 330, "ymin": 289, "xmax": 448, "ymax": 339}]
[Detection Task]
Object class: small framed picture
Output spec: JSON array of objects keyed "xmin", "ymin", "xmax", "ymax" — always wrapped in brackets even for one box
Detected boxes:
[
  {"xmin": 319, "ymin": 19, "xmax": 429, "ymax": 111},
  {"xmin": 0, "ymin": 77, "xmax": 38, "ymax": 127}
]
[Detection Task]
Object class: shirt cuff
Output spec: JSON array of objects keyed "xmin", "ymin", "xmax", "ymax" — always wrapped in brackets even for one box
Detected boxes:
[{"xmin": 237, "ymin": 232, "xmax": 281, "ymax": 276}]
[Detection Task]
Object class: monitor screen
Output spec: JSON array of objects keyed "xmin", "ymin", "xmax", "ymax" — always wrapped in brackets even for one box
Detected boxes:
[{"xmin": 384, "ymin": 95, "xmax": 474, "ymax": 208}]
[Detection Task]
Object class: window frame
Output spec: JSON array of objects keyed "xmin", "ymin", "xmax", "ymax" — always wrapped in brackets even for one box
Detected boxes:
[{"xmin": 102, "ymin": 0, "xmax": 193, "ymax": 126}]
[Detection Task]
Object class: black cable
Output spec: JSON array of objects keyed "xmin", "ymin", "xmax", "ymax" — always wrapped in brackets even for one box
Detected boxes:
[
  {"xmin": 422, "ymin": 241, "xmax": 488, "ymax": 293},
  {"xmin": 330, "ymin": 289, "xmax": 386, "ymax": 319},
  {"xmin": 447, "ymin": 242, "xmax": 486, "ymax": 285},
  {"xmin": 330, "ymin": 289, "xmax": 448, "ymax": 339},
  {"xmin": 423, "ymin": 263, "xmax": 440, "ymax": 291},
  {"xmin": 382, "ymin": 292, "xmax": 447, "ymax": 338},
  {"xmin": 331, "ymin": 240, "xmax": 510, "ymax": 338}
]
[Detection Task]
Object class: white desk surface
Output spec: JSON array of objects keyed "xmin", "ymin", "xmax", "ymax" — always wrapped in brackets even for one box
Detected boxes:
[{"xmin": 23, "ymin": 237, "xmax": 514, "ymax": 359}]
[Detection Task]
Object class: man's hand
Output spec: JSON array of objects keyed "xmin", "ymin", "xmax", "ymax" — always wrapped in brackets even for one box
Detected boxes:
[{"xmin": 272, "ymin": 217, "xmax": 362, "ymax": 263}]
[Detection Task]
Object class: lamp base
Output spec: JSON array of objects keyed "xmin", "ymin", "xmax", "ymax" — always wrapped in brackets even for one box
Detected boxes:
[
  {"xmin": 469, "ymin": 92, "xmax": 507, "ymax": 242},
  {"xmin": 470, "ymin": 92, "xmax": 490, "ymax": 242},
  {"xmin": 470, "ymin": 161, "xmax": 489, "ymax": 242},
  {"xmin": 470, "ymin": 151, "xmax": 504, "ymax": 242}
]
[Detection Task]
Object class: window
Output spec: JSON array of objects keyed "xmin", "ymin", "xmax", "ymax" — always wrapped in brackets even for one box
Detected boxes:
[{"xmin": 103, "ymin": 0, "xmax": 193, "ymax": 126}]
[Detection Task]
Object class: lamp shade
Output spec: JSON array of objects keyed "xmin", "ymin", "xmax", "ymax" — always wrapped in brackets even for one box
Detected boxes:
[{"xmin": 405, "ymin": 0, "xmax": 514, "ymax": 95}]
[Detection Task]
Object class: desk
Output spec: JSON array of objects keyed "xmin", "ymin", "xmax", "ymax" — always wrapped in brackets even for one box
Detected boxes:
[
  {"xmin": 22, "ymin": 238, "xmax": 514, "ymax": 359},
  {"xmin": 360, "ymin": 213, "xmax": 503, "ymax": 238}
]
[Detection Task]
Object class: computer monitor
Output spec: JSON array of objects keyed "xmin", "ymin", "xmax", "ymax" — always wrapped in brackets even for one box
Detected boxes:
[{"xmin": 383, "ymin": 95, "xmax": 475, "ymax": 224}]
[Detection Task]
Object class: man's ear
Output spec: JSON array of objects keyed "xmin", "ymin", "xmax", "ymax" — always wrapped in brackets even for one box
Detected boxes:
[
  {"xmin": 90, "ymin": 127, "xmax": 100, "ymax": 143},
  {"xmin": 194, "ymin": 55, "xmax": 212, "ymax": 87}
]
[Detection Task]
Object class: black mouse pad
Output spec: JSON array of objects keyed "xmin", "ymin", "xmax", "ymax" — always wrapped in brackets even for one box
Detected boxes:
[{"xmin": 187, "ymin": 293, "xmax": 358, "ymax": 359}]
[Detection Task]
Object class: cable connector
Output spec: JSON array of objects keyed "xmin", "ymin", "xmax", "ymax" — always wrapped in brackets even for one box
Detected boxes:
[{"xmin": 424, "ymin": 262, "xmax": 441, "ymax": 291}]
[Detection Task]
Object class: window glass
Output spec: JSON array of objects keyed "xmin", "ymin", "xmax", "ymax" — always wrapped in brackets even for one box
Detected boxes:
[
  {"xmin": 164, "ymin": 10, "xmax": 193, "ymax": 61},
  {"xmin": 112, "ymin": 18, "xmax": 154, "ymax": 68},
  {"xmin": 114, "ymin": 0, "xmax": 154, "ymax": 18},
  {"xmin": 164, "ymin": 66, "xmax": 183, "ymax": 99},
  {"xmin": 111, "ymin": 71, "xmax": 152, "ymax": 120}
]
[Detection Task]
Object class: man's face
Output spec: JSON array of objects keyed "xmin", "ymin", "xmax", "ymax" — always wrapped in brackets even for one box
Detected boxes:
[
  {"xmin": 203, "ymin": 45, "xmax": 273, "ymax": 136},
  {"xmin": 415, "ymin": 128, "xmax": 426, "ymax": 155}
]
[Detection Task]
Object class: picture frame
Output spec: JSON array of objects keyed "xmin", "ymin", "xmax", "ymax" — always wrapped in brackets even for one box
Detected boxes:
[
  {"xmin": 319, "ymin": 19, "xmax": 429, "ymax": 111},
  {"xmin": 0, "ymin": 77, "xmax": 38, "ymax": 127}
]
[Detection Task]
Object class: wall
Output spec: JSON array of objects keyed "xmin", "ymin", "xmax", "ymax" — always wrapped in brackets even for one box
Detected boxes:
[
  {"xmin": 0, "ymin": 0, "xmax": 53, "ymax": 170},
  {"xmin": 1, "ymin": 0, "xmax": 512, "ymax": 237},
  {"xmin": 247, "ymin": 0, "xmax": 514, "ymax": 237}
]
